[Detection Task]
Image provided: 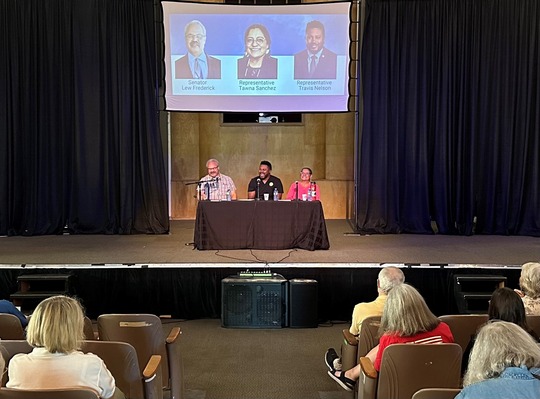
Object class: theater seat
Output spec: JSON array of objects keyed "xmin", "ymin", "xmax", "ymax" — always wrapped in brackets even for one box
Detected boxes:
[
  {"xmin": 412, "ymin": 388, "xmax": 462, "ymax": 399},
  {"xmin": 83, "ymin": 316, "xmax": 97, "ymax": 340},
  {"xmin": 527, "ymin": 315, "xmax": 540, "ymax": 337},
  {"xmin": 358, "ymin": 343, "xmax": 462, "ymax": 399},
  {"xmin": 0, "ymin": 340, "xmax": 162, "ymax": 399},
  {"xmin": 97, "ymin": 314, "xmax": 183, "ymax": 399},
  {"xmin": 0, "ymin": 314, "xmax": 25, "ymax": 340},
  {"xmin": 341, "ymin": 315, "xmax": 381, "ymax": 371},
  {"xmin": 438, "ymin": 314, "xmax": 488, "ymax": 352},
  {"xmin": 82, "ymin": 341, "xmax": 162, "ymax": 399},
  {"xmin": 0, "ymin": 388, "xmax": 99, "ymax": 399}
]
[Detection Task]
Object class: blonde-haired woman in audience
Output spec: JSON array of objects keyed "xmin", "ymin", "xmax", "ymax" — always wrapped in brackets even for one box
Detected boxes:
[
  {"xmin": 327, "ymin": 284, "xmax": 454, "ymax": 391},
  {"xmin": 457, "ymin": 321, "xmax": 540, "ymax": 399},
  {"xmin": 515, "ymin": 262, "xmax": 540, "ymax": 315},
  {"xmin": 6, "ymin": 295, "xmax": 123, "ymax": 399}
]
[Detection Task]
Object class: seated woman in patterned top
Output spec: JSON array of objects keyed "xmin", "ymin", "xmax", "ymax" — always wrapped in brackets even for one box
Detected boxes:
[{"xmin": 514, "ymin": 262, "xmax": 540, "ymax": 315}]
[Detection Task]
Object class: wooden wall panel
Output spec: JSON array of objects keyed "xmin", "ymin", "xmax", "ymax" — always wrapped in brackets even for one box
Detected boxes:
[{"xmin": 170, "ymin": 112, "xmax": 354, "ymax": 219}]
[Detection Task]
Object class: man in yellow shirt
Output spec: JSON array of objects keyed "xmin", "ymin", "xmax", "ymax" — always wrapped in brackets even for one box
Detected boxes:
[{"xmin": 325, "ymin": 266, "xmax": 405, "ymax": 371}]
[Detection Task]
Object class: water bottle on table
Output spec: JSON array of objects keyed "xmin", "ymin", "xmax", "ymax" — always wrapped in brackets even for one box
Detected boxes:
[{"xmin": 273, "ymin": 187, "xmax": 279, "ymax": 201}]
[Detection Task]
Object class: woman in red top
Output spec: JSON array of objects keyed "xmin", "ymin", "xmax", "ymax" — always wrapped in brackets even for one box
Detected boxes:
[{"xmin": 327, "ymin": 283, "xmax": 454, "ymax": 391}]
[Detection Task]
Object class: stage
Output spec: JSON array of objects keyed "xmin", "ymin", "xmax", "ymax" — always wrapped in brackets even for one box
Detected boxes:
[
  {"xmin": 0, "ymin": 220, "xmax": 537, "ymax": 268},
  {"xmin": 0, "ymin": 220, "xmax": 537, "ymax": 320}
]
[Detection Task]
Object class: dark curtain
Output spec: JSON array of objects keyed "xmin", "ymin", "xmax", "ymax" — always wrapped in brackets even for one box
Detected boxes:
[
  {"xmin": 0, "ymin": 0, "xmax": 168, "ymax": 235},
  {"xmin": 357, "ymin": 0, "xmax": 540, "ymax": 236}
]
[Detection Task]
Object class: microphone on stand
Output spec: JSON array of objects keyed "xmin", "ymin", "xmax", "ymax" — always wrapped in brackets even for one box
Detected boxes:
[
  {"xmin": 205, "ymin": 182, "xmax": 210, "ymax": 201},
  {"xmin": 256, "ymin": 178, "xmax": 261, "ymax": 201},
  {"xmin": 295, "ymin": 181, "xmax": 299, "ymax": 201}
]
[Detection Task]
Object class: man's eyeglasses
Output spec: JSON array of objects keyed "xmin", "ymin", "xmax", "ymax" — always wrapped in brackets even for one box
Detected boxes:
[
  {"xmin": 246, "ymin": 37, "xmax": 266, "ymax": 46},
  {"xmin": 186, "ymin": 34, "xmax": 205, "ymax": 41}
]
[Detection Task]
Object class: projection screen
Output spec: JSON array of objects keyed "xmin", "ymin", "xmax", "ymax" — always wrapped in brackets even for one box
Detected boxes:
[{"xmin": 162, "ymin": 1, "xmax": 352, "ymax": 112}]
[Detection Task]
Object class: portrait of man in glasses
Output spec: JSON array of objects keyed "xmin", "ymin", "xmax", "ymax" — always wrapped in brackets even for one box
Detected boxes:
[{"xmin": 175, "ymin": 20, "xmax": 222, "ymax": 79}]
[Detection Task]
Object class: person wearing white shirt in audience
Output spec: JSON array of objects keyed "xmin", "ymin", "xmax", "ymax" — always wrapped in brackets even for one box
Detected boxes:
[{"xmin": 7, "ymin": 295, "xmax": 123, "ymax": 399}]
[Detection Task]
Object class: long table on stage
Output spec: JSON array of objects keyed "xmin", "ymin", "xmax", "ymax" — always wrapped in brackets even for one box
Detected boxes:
[{"xmin": 194, "ymin": 200, "xmax": 330, "ymax": 250}]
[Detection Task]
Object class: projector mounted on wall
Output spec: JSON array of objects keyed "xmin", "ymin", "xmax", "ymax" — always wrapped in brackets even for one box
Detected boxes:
[{"xmin": 258, "ymin": 115, "xmax": 279, "ymax": 123}]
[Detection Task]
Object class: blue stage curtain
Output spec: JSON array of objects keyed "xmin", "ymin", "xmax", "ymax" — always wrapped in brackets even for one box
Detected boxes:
[
  {"xmin": 357, "ymin": 0, "xmax": 540, "ymax": 236},
  {"xmin": 0, "ymin": 0, "xmax": 168, "ymax": 235}
]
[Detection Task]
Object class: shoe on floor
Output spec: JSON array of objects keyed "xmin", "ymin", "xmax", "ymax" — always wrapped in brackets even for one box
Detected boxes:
[
  {"xmin": 327, "ymin": 370, "xmax": 356, "ymax": 392},
  {"xmin": 325, "ymin": 348, "xmax": 340, "ymax": 371}
]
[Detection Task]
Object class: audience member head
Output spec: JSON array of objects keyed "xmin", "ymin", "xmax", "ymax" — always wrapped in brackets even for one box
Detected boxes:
[
  {"xmin": 519, "ymin": 262, "xmax": 540, "ymax": 299},
  {"xmin": 488, "ymin": 287, "xmax": 528, "ymax": 326},
  {"xmin": 26, "ymin": 295, "xmax": 85, "ymax": 353},
  {"xmin": 380, "ymin": 283, "xmax": 439, "ymax": 337},
  {"xmin": 463, "ymin": 320, "xmax": 540, "ymax": 386},
  {"xmin": 377, "ymin": 266, "xmax": 405, "ymax": 295}
]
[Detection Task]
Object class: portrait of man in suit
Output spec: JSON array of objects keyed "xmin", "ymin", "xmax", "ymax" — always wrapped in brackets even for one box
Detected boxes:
[
  {"xmin": 294, "ymin": 20, "xmax": 337, "ymax": 80},
  {"xmin": 175, "ymin": 20, "xmax": 221, "ymax": 79}
]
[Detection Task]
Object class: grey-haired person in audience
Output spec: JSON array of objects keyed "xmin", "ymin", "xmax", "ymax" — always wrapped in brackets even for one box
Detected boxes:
[
  {"xmin": 514, "ymin": 261, "xmax": 540, "ymax": 315},
  {"xmin": 325, "ymin": 266, "xmax": 405, "ymax": 372},
  {"xmin": 457, "ymin": 321, "xmax": 540, "ymax": 399}
]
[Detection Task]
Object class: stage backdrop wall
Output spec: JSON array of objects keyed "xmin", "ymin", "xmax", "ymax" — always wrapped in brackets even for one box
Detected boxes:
[{"xmin": 170, "ymin": 112, "xmax": 355, "ymax": 220}]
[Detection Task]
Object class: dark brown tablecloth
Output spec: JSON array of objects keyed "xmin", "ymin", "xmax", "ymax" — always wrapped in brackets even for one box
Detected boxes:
[{"xmin": 194, "ymin": 200, "xmax": 330, "ymax": 250}]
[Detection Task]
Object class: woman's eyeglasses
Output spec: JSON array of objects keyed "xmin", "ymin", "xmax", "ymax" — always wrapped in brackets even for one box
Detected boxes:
[{"xmin": 246, "ymin": 37, "xmax": 266, "ymax": 46}]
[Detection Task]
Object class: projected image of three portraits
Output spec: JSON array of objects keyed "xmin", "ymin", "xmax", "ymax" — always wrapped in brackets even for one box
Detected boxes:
[{"xmin": 163, "ymin": 2, "xmax": 352, "ymax": 113}]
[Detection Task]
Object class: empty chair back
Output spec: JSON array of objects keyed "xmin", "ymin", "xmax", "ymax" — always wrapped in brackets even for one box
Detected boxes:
[
  {"xmin": 83, "ymin": 317, "xmax": 96, "ymax": 340},
  {"xmin": 438, "ymin": 314, "xmax": 488, "ymax": 351},
  {"xmin": 0, "ymin": 340, "xmax": 33, "ymax": 387},
  {"xmin": 82, "ymin": 341, "xmax": 147, "ymax": 399},
  {"xmin": 0, "ymin": 315, "xmax": 25, "ymax": 340},
  {"xmin": 0, "ymin": 388, "xmax": 99, "ymax": 399},
  {"xmin": 357, "ymin": 316, "xmax": 381, "ymax": 359},
  {"xmin": 412, "ymin": 388, "xmax": 462, "ymax": 399},
  {"xmin": 0, "ymin": 340, "xmax": 32, "ymax": 364},
  {"xmin": 97, "ymin": 314, "xmax": 168, "ymax": 384},
  {"xmin": 527, "ymin": 315, "xmax": 540, "ymax": 338},
  {"xmin": 97, "ymin": 314, "xmax": 183, "ymax": 399},
  {"xmin": 341, "ymin": 315, "xmax": 381, "ymax": 371},
  {"xmin": 377, "ymin": 343, "xmax": 462, "ymax": 399}
]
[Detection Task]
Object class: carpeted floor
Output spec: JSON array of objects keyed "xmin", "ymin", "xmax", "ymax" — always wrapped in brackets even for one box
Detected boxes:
[{"xmin": 168, "ymin": 318, "xmax": 351, "ymax": 399}]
